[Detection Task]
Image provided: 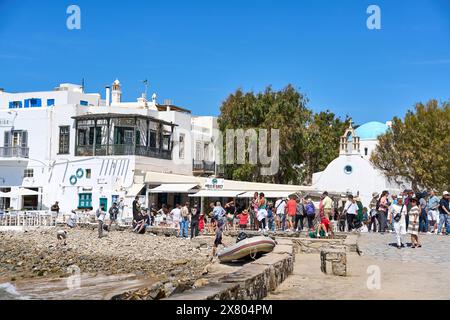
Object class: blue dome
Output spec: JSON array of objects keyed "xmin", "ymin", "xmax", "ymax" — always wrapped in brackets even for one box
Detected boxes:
[{"xmin": 355, "ymin": 122, "xmax": 389, "ymax": 140}]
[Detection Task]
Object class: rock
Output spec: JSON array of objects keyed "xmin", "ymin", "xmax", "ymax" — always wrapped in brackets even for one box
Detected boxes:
[
  {"xmin": 147, "ymin": 282, "xmax": 166, "ymax": 300},
  {"xmin": 320, "ymin": 248, "xmax": 347, "ymax": 277},
  {"xmin": 193, "ymin": 278, "xmax": 209, "ymax": 288}
]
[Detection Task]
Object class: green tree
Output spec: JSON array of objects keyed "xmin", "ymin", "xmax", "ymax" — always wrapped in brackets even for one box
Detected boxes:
[
  {"xmin": 302, "ymin": 111, "xmax": 350, "ymax": 184},
  {"xmin": 371, "ymin": 100, "xmax": 450, "ymax": 191},
  {"xmin": 218, "ymin": 85, "xmax": 311, "ymax": 184}
]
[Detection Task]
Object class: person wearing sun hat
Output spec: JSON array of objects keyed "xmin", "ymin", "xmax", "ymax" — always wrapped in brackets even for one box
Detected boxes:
[{"xmin": 437, "ymin": 191, "xmax": 450, "ymax": 235}]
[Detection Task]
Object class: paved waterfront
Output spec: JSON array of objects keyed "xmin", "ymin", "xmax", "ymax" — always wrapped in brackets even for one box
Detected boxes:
[
  {"xmin": 266, "ymin": 233, "xmax": 450, "ymax": 300},
  {"xmin": 358, "ymin": 232, "xmax": 450, "ymax": 265}
]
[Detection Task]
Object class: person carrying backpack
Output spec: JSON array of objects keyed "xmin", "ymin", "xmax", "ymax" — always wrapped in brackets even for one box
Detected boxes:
[
  {"xmin": 305, "ymin": 199, "xmax": 316, "ymax": 230},
  {"xmin": 96, "ymin": 205, "xmax": 106, "ymax": 238}
]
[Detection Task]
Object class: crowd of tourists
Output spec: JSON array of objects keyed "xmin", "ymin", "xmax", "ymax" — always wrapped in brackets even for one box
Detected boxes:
[{"xmin": 63, "ymin": 189, "xmax": 449, "ymax": 246}]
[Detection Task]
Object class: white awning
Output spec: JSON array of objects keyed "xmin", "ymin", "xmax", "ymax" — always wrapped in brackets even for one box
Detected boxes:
[
  {"xmin": 2, "ymin": 188, "xmax": 42, "ymax": 197},
  {"xmin": 189, "ymin": 190, "xmax": 245, "ymax": 198},
  {"xmin": 149, "ymin": 184, "xmax": 199, "ymax": 194},
  {"xmin": 237, "ymin": 191, "xmax": 298, "ymax": 199},
  {"xmin": 125, "ymin": 184, "xmax": 145, "ymax": 198}
]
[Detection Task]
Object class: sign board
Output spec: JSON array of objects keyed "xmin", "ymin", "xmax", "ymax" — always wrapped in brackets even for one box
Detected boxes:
[
  {"xmin": 205, "ymin": 178, "xmax": 224, "ymax": 190},
  {"xmin": 0, "ymin": 119, "xmax": 13, "ymax": 127}
]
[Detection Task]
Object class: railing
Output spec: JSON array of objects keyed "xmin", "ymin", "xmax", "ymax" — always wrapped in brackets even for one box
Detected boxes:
[
  {"xmin": 75, "ymin": 145, "xmax": 172, "ymax": 160},
  {"xmin": 192, "ymin": 160, "xmax": 216, "ymax": 174},
  {"xmin": 0, "ymin": 147, "xmax": 29, "ymax": 158},
  {"xmin": 0, "ymin": 211, "xmax": 57, "ymax": 227}
]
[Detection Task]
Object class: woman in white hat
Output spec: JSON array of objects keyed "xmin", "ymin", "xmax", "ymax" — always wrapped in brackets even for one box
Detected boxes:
[{"xmin": 390, "ymin": 196, "xmax": 408, "ymax": 249}]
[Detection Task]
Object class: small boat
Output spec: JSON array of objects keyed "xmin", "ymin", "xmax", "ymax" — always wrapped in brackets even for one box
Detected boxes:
[{"xmin": 218, "ymin": 236, "xmax": 277, "ymax": 263}]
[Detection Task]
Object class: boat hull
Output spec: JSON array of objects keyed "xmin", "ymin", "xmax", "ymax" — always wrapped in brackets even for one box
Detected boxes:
[{"xmin": 218, "ymin": 236, "xmax": 276, "ymax": 263}]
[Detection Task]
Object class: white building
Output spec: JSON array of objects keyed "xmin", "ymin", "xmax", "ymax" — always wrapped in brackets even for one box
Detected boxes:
[
  {"xmin": 312, "ymin": 121, "xmax": 408, "ymax": 206},
  {"xmin": 0, "ymin": 81, "xmax": 221, "ymax": 215}
]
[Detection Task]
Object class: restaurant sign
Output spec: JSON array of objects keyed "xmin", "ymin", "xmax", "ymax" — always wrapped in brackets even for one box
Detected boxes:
[{"xmin": 205, "ymin": 178, "xmax": 224, "ymax": 190}]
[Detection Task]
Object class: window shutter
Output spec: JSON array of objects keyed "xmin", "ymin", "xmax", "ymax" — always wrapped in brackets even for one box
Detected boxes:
[
  {"xmin": 21, "ymin": 131, "xmax": 28, "ymax": 148},
  {"xmin": 24, "ymin": 99, "xmax": 30, "ymax": 108},
  {"xmin": 4, "ymin": 131, "xmax": 11, "ymax": 147}
]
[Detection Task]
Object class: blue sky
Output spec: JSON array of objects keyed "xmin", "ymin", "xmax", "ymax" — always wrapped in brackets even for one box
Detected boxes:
[{"xmin": 0, "ymin": 0, "xmax": 449, "ymax": 124}]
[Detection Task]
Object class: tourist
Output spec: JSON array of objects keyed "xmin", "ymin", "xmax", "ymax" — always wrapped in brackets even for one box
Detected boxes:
[
  {"xmin": 180, "ymin": 202, "xmax": 190, "ymax": 239},
  {"xmin": 213, "ymin": 202, "xmax": 227, "ymax": 227},
  {"xmin": 171, "ymin": 204, "xmax": 182, "ymax": 235},
  {"xmin": 314, "ymin": 216, "xmax": 330, "ymax": 238},
  {"xmin": 305, "ymin": 198, "xmax": 316, "ymax": 230},
  {"xmin": 337, "ymin": 198, "xmax": 347, "ymax": 232},
  {"xmin": 322, "ymin": 192, "xmax": 333, "ymax": 220},
  {"xmin": 212, "ymin": 219, "xmax": 225, "ymax": 258},
  {"xmin": 108, "ymin": 202, "xmax": 119, "ymax": 228},
  {"xmin": 207, "ymin": 202, "xmax": 215, "ymax": 234},
  {"xmin": 368, "ymin": 192, "xmax": 379, "ymax": 232},
  {"xmin": 390, "ymin": 196, "xmax": 408, "ymax": 249},
  {"xmin": 428, "ymin": 190, "xmax": 440, "ymax": 233},
  {"xmin": 294, "ymin": 197, "xmax": 305, "ymax": 232},
  {"xmin": 377, "ymin": 191, "xmax": 390, "ymax": 233},
  {"xmin": 418, "ymin": 192, "xmax": 429, "ymax": 233},
  {"xmin": 225, "ymin": 200, "xmax": 235, "ymax": 231},
  {"xmin": 118, "ymin": 198, "xmax": 125, "ymax": 223},
  {"xmin": 96, "ymin": 204, "xmax": 106, "ymax": 238},
  {"xmin": 354, "ymin": 196, "xmax": 364, "ymax": 230},
  {"xmin": 190, "ymin": 204, "xmax": 200, "ymax": 239},
  {"xmin": 51, "ymin": 201, "xmax": 60, "ymax": 215},
  {"xmin": 437, "ymin": 191, "xmax": 450, "ymax": 235},
  {"xmin": 257, "ymin": 193, "xmax": 268, "ymax": 231},
  {"xmin": 250, "ymin": 192, "xmax": 259, "ymax": 230},
  {"xmin": 267, "ymin": 203, "xmax": 275, "ymax": 231},
  {"xmin": 286, "ymin": 195, "xmax": 297, "ymax": 231},
  {"xmin": 237, "ymin": 209, "xmax": 249, "ymax": 230},
  {"xmin": 198, "ymin": 210, "xmax": 205, "ymax": 234},
  {"xmin": 66, "ymin": 210, "xmax": 77, "ymax": 228},
  {"xmin": 274, "ymin": 197, "xmax": 287, "ymax": 230},
  {"xmin": 408, "ymin": 198, "xmax": 422, "ymax": 248},
  {"xmin": 343, "ymin": 195, "xmax": 358, "ymax": 232},
  {"xmin": 132, "ymin": 196, "xmax": 140, "ymax": 223},
  {"xmin": 404, "ymin": 189, "xmax": 414, "ymax": 231}
]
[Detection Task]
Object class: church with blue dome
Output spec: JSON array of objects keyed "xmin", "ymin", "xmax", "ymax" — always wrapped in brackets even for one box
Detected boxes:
[{"xmin": 312, "ymin": 120, "xmax": 407, "ymax": 207}]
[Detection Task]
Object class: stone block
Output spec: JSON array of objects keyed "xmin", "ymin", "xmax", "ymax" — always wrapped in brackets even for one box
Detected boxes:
[
  {"xmin": 165, "ymin": 282, "xmax": 240, "ymax": 300},
  {"xmin": 320, "ymin": 248, "xmax": 347, "ymax": 277}
]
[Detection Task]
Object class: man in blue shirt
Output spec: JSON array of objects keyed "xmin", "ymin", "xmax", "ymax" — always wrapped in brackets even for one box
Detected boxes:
[
  {"xmin": 428, "ymin": 190, "xmax": 440, "ymax": 233},
  {"xmin": 437, "ymin": 191, "xmax": 450, "ymax": 235}
]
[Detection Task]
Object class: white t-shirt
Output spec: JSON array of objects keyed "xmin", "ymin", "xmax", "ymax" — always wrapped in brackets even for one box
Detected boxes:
[
  {"xmin": 390, "ymin": 204, "xmax": 408, "ymax": 224},
  {"xmin": 171, "ymin": 208, "xmax": 181, "ymax": 222},
  {"xmin": 344, "ymin": 201, "xmax": 358, "ymax": 215},
  {"xmin": 97, "ymin": 210, "xmax": 106, "ymax": 222},
  {"xmin": 67, "ymin": 212, "xmax": 77, "ymax": 227},
  {"xmin": 275, "ymin": 200, "xmax": 286, "ymax": 215}
]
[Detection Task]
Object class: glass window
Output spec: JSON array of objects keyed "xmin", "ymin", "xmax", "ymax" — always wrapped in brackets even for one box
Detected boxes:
[
  {"xmin": 47, "ymin": 99, "xmax": 55, "ymax": 107},
  {"xmin": 78, "ymin": 193, "xmax": 92, "ymax": 209},
  {"xmin": 25, "ymin": 98, "xmax": 42, "ymax": 108},
  {"xmin": 9, "ymin": 101, "xmax": 22, "ymax": 109},
  {"xmin": 179, "ymin": 134, "xmax": 185, "ymax": 159},
  {"xmin": 59, "ymin": 126, "xmax": 70, "ymax": 154},
  {"xmin": 23, "ymin": 169, "xmax": 34, "ymax": 178},
  {"xmin": 80, "ymin": 100, "xmax": 89, "ymax": 106},
  {"xmin": 86, "ymin": 169, "xmax": 92, "ymax": 179},
  {"xmin": 149, "ymin": 130, "xmax": 157, "ymax": 148}
]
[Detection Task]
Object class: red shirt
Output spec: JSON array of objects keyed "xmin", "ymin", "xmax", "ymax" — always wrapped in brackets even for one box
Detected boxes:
[
  {"xmin": 286, "ymin": 199, "xmax": 297, "ymax": 216},
  {"xmin": 321, "ymin": 218, "xmax": 330, "ymax": 232},
  {"xmin": 238, "ymin": 213, "xmax": 249, "ymax": 225}
]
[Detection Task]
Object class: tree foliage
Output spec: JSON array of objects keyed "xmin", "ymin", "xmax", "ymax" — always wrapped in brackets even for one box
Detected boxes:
[
  {"xmin": 371, "ymin": 100, "xmax": 450, "ymax": 191},
  {"xmin": 218, "ymin": 85, "xmax": 347, "ymax": 184}
]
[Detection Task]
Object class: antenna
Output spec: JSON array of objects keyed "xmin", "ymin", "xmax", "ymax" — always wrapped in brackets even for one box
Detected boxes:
[
  {"xmin": 81, "ymin": 78, "xmax": 85, "ymax": 93},
  {"xmin": 141, "ymin": 79, "xmax": 148, "ymax": 100}
]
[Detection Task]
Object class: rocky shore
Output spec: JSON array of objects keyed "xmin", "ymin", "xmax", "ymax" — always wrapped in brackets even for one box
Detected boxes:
[{"xmin": 0, "ymin": 228, "xmax": 227, "ymax": 299}]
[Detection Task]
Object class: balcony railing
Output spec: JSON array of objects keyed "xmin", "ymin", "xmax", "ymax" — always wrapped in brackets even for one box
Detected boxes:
[
  {"xmin": 75, "ymin": 145, "xmax": 172, "ymax": 160},
  {"xmin": 193, "ymin": 160, "xmax": 224, "ymax": 176},
  {"xmin": 0, "ymin": 147, "xmax": 29, "ymax": 158}
]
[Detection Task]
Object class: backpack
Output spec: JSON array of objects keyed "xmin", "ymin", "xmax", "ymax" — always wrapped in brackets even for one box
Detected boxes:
[
  {"xmin": 236, "ymin": 232, "xmax": 248, "ymax": 243},
  {"xmin": 306, "ymin": 203, "xmax": 315, "ymax": 216},
  {"xmin": 375, "ymin": 199, "xmax": 381, "ymax": 211},
  {"xmin": 96, "ymin": 209, "xmax": 101, "ymax": 218}
]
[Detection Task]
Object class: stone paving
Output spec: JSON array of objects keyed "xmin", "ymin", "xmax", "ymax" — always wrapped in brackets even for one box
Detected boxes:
[
  {"xmin": 266, "ymin": 232, "xmax": 450, "ymax": 300},
  {"xmin": 357, "ymin": 232, "xmax": 450, "ymax": 265}
]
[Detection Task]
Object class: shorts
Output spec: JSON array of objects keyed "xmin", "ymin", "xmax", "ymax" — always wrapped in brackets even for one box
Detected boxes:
[
  {"xmin": 214, "ymin": 234, "xmax": 223, "ymax": 247},
  {"xmin": 287, "ymin": 215, "xmax": 294, "ymax": 223},
  {"xmin": 428, "ymin": 210, "xmax": 439, "ymax": 222},
  {"xmin": 239, "ymin": 224, "xmax": 247, "ymax": 229}
]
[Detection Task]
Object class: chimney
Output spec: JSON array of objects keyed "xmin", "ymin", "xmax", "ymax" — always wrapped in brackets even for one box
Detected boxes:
[{"xmin": 105, "ymin": 86, "xmax": 111, "ymax": 106}]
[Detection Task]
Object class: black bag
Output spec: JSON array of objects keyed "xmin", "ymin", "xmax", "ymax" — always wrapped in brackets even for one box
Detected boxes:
[
  {"xmin": 236, "ymin": 232, "xmax": 248, "ymax": 243},
  {"xmin": 394, "ymin": 205, "xmax": 405, "ymax": 223}
]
